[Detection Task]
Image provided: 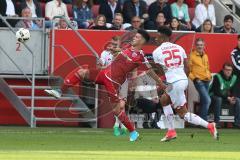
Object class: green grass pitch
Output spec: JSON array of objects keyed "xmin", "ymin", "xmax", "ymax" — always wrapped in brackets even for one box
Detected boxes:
[{"xmin": 0, "ymin": 127, "xmax": 239, "ymax": 160}]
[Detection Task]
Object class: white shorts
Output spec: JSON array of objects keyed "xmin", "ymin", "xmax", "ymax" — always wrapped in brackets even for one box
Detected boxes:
[{"xmin": 167, "ymin": 80, "xmax": 188, "ymax": 109}]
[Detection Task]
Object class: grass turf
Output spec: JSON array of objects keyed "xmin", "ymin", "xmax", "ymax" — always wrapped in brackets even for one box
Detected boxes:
[{"xmin": 0, "ymin": 127, "xmax": 239, "ymax": 160}]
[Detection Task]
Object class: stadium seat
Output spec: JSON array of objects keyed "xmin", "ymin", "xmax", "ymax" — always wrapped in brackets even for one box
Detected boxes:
[
  {"xmin": 67, "ymin": 4, "xmax": 73, "ymax": 19},
  {"xmin": 92, "ymin": 5, "xmax": 100, "ymax": 18},
  {"xmin": 188, "ymin": 8, "xmax": 195, "ymax": 21}
]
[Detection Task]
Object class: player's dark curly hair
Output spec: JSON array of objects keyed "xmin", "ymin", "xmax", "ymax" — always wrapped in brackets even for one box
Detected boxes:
[
  {"xmin": 137, "ymin": 29, "xmax": 150, "ymax": 43},
  {"xmin": 157, "ymin": 26, "xmax": 172, "ymax": 37}
]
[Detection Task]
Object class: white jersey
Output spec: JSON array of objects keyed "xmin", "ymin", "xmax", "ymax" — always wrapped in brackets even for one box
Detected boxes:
[
  {"xmin": 152, "ymin": 42, "xmax": 188, "ymax": 83},
  {"xmin": 99, "ymin": 50, "xmax": 113, "ymax": 66}
]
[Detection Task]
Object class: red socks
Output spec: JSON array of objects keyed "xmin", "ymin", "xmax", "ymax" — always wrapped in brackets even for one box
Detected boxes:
[
  {"xmin": 117, "ymin": 111, "xmax": 135, "ymax": 132},
  {"xmin": 64, "ymin": 72, "xmax": 80, "ymax": 86},
  {"xmin": 61, "ymin": 70, "xmax": 81, "ymax": 93}
]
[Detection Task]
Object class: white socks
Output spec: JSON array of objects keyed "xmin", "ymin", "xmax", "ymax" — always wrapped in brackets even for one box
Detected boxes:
[
  {"xmin": 184, "ymin": 112, "xmax": 208, "ymax": 128},
  {"xmin": 163, "ymin": 107, "xmax": 209, "ymax": 129},
  {"xmin": 114, "ymin": 116, "xmax": 120, "ymax": 127},
  {"xmin": 163, "ymin": 105, "xmax": 175, "ymax": 130},
  {"xmin": 114, "ymin": 116, "xmax": 126, "ymax": 128}
]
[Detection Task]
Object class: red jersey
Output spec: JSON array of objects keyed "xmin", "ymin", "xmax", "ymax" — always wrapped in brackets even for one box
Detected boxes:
[{"xmin": 103, "ymin": 47, "xmax": 149, "ymax": 84}]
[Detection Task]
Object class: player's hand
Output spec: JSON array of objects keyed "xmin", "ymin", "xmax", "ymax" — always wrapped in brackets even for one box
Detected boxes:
[
  {"xmin": 165, "ymin": 83, "xmax": 173, "ymax": 93},
  {"xmin": 158, "ymin": 82, "xmax": 167, "ymax": 91},
  {"xmin": 97, "ymin": 59, "xmax": 104, "ymax": 66}
]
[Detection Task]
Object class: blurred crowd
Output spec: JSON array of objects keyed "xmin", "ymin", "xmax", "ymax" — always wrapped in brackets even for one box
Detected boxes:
[{"xmin": 0, "ymin": 0, "xmax": 238, "ymax": 33}]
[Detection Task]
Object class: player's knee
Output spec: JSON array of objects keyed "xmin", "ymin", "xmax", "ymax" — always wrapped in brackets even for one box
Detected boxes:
[
  {"xmin": 183, "ymin": 112, "xmax": 191, "ymax": 121},
  {"xmin": 113, "ymin": 101, "xmax": 125, "ymax": 115},
  {"xmin": 160, "ymin": 94, "xmax": 171, "ymax": 106},
  {"xmin": 77, "ymin": 69, "xmax": 89, "ymax": 79},
  {"xmin": 113, "ymin": 106, "xmax": 121, "ymax": 115},
  {"xmin": 175, "ymin": 106, "xmax": 188, "ymax": 119},
  {"xmin": 178, "ymin": 112, "xmax": 185, "ymax": 119},
  {"xmin": 119, "ymin": 100, "xmax": 126, "ymax": 110}
]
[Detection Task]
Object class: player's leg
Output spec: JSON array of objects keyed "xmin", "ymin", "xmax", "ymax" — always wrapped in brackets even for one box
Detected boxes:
[
  {"xmin": 113, "ymin": 99, "xmax": 128, "ymax": 136},
  {"xmin": 175, "ymin": 105, "xmax": 218, "ymax": 139},
  {"xmin": 160, "ymin": 93, "xmax": 177, "ymax": 142},
  {"xmin": 118, "ymin": 80, "xmax": 129, "ymax": 135},
  {"xmin": 44, "ymin": 66, "xmax": 85, "ymax": 98},
  {"xmin": 173, "ymin": 80, "xmax": 218, "ymax": 139},
  {"xmin": 103, "ymin": 79, "xmax": 138, "ymax": 141},
  {"xmin": 113, "ymin": 100, "xmax": 125, "ymax": 137},
  {"xmin": 113, "ymin": 115, "xmax": 121, "ymax": 136},
  {"xmin": 45, "ymin": 66, "xmax": 95, "ymax": 98},
  {"xmin": 112, "ymin": 101, "xmax": 138, "ymax": 141}
]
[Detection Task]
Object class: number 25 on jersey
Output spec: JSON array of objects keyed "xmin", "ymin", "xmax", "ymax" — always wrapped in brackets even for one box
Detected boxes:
[{"xmin": 163, "ymin": 49, "xmax": 182, "ymax": 68}]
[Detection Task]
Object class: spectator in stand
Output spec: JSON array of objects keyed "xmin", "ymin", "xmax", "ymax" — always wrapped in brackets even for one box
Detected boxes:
[
  {"xmin": 168, "ymin": 0, "xmax": 195, "ymax": 8},
  {"xmin": 108, "ymin": 13, "xmax": 124, "ymax": 30},
  {"xmin": 125, "ymin": 16, "xmax": 143, "ymax": 30},
  {"xmin": 122, "ymin": 0, "xmax": 148, "ymax": 23},
  {"xmin": 56, "ymin": 18, "xmax": 69, "ymax": 29},
  {"xmin": 99, "ymin": 0, "xmax": 122, "ymax": 23},
  {"xmin": 20, "ymin": 0, "xmax": 43, "ymax": 28},
  {"xmin": 73, "ymin": 0, "xmax": 93, "ymax": 29},
  {"xmin": 189, "ymin": 38, "xmax": 212, "ymax": 121},
  {"xmin": 169, "ymin": 17, "xmax": 188, "ymax": 31},
  {"xmin": 171, "ymin": 0, "xmax": 191, "ymax": 29},
  {"xmin": 46, "ymin": 0, "xmax": 72, "ymax": 3},
  {"xmin": 210, "ymin": 62, "xmax": 240, "ymax": 128},
  {"xmin": 91, "ymin": 14, "xmax": 108, "ymax": 30},
  {"xmin": 148, "ymin": 0, "xmax": 172, "ymax": 23},
  {"xmin": 145, "ymin": 11, "xmax": 168, "ymax": 30},
  {"xmin": 0, "ymin": 0, "xmax": 19, "ymax": 17},
  {"xmin": 15, "ymin": 7, "xmax": 39, "ymax": 29},
  {"xmin": 231, "ymin": 35, "xmax": 240, "ymax": 99},
  {"xmin": 196, "ymin": 19, "xmax": 214, "ymax": 33},
  {"xmin": 45, "ymin": 0, "xmax": 69, "ymax": 20},
  {"xmin": 0, "ymin": 0, "xmax": 19, "ymax": 27},
  {"xmin": 155, "ymin": 11, "xmax": 168, "ymax": 27},
  {"xmin": 144, "ymin": 0, "xmax": 155, "ymax": 5},
  {"xmin": 192, "ymin": 0, "xmax": 216, "ymax": 29},
  {"xmin": 20, "ymin": 0, "xmax": 42, "ymax": 18},
  {"xmin": 215, "ymin": 15, "xmax": 237, "ymax": 34}
]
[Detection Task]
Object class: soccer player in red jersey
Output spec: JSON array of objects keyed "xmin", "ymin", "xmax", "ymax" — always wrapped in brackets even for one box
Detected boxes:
[{"xmin": 45, "ymin": 29, "xmax": 166, "ymax": 142}]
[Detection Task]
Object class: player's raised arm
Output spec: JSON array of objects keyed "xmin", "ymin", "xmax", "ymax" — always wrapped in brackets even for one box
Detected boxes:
[{"xmin": 145, "ymin": 64, "xmax": 166, "ymax": 90}]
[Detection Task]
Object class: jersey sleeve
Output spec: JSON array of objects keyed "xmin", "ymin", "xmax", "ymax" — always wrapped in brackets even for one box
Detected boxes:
[
  {"xmin": 137, "ymin": 53, "xmax": 151, "ymax": 71},
  {"xmin": 99, "ymin": 51, "xmax": 107, "ymax": 66},
  {"xmin": 180, "ymin": 46, "xmax": 187, "ymax": 59},
  {"xmin": 152, "ymin": 47, "xmax": 164, "ymax": 65}
]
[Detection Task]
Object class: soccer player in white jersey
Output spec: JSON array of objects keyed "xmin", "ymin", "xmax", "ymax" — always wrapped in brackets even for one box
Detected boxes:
[
  {"xmin": 99, "ymin": 42, "xmax": 114, "ymax": 67},
  {"xmin": 152, "ymin": 26, "xmax": 218, "ymax": 142},
  {"xmin": 99, "ymin": 36, "xmax": 128, "ymax": 136}
]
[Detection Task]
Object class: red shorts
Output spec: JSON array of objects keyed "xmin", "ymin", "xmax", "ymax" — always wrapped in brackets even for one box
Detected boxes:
[{"xmin": 94, "ymin": 70, "xmax": 122, "ymax": 103}]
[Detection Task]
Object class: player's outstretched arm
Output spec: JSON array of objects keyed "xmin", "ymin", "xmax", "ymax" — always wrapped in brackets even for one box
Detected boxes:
[
  {"xmin": 184, "ymin": 58, "xmax": 190, "ymax": 76},
  {"xmin": 146, "ymin": 68, "xmax": 166, "ymax": 90}
]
